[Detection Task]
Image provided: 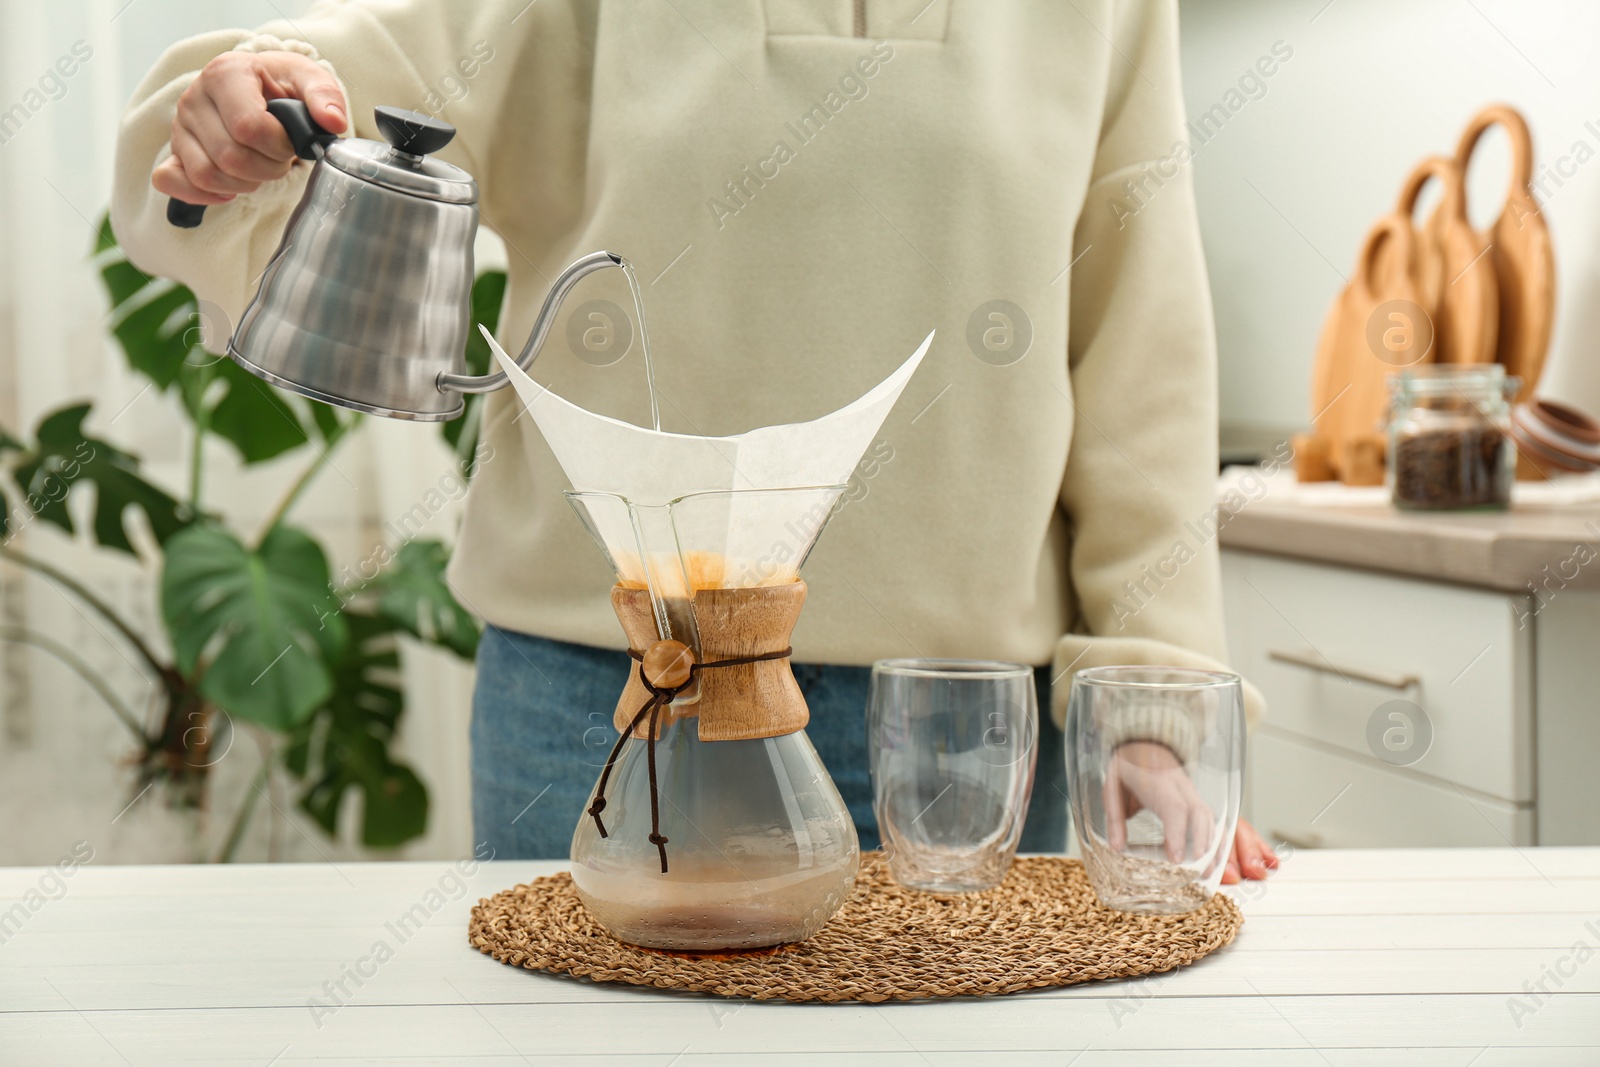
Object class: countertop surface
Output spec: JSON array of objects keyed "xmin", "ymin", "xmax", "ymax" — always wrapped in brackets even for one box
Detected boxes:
[
  {"xmin": 3, "ymin": 848, "xmax": 1598, "ymax": 1063},
  {"xmin": 1215, "ymin": 471, "xmax": 1600, "ymax": 591}
]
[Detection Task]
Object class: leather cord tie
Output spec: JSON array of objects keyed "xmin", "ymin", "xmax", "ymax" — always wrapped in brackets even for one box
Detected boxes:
[{"xmin": 587, "ymin": 644, "xmax": 794, "ymax": 874}]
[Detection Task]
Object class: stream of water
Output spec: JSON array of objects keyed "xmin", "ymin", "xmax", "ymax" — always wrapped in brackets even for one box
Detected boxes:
[{"xmin": 619, "ymin": 260, "xmax": 662, "ymax": 432}]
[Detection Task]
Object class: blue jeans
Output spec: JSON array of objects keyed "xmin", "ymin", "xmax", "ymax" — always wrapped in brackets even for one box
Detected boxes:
[{"xmin": 470, "ymin": 626, "xmax": 1067, "ymax": 859}]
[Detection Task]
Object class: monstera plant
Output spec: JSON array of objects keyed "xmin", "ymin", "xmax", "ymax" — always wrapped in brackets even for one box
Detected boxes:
[{"xmin": 0, "ymin": 217, "xmax": 507, "ymax": 859}]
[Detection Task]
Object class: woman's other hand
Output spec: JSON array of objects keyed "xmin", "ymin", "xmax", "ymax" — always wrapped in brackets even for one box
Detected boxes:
[
  {"xmin": 1104, "ymin": 739, "xmax": 1278, "ymax": 880},
  {"xmin": 1224, "ymin": 817, "xmax": 1279, "ymax": 884},
  {"xmin": 152, "ymin": 51, "xmax": 347, "ymax": 206},
  {"xmin": 1104, "ymin": 739, "xmax": 1214, "ymax": 862}
]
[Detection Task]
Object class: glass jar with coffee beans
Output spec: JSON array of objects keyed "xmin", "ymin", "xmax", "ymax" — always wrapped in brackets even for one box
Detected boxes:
[{"xmin": 1389, "ymin": 365, "xmax": 1517, "ymax": 511}]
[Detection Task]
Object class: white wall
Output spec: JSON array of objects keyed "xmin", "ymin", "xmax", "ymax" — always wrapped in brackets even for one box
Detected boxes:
[{"xmin": 1180, "ymin": 0, "xmax": 1600, "ymax": 433}]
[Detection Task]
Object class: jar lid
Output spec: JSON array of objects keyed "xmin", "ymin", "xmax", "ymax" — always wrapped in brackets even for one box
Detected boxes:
[{"xmin": 322, "ymin": 107, "xmax": 478, "ymax": 205}]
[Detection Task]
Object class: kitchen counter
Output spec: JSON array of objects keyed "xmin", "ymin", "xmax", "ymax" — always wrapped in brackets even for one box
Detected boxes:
[
  {"xmin": 1216, "ymin": 480, "xmax": 1600, "ymax": 592},
  {"xmin": 3, "ymin": 850, "xmax": 1597, "ymax": 1062}
]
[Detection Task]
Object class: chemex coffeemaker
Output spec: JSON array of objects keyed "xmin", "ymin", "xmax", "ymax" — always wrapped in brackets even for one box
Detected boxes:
[{"xmin": 483, "ymin": 328, "xmax": 933, "ymax": 951}]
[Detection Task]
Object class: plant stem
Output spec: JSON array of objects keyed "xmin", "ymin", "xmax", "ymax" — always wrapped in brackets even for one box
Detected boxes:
[
  {"xmin": 0, "ymin": 625, "xmax": 148, "ymax": 741},
  {"xmin": 189, "ymin": 409, "xmax": 206, "ymax": 512},
  {"xmin": 254, "ymin": 418, "xmax": 354, "ymax": 547},
  {"xmin": 0, "ymin": 545, "xmax": 167, "ymax": 676},
  {"xmin": 216, "ymin": 755, "xmax": 271, "ymax": 863}
]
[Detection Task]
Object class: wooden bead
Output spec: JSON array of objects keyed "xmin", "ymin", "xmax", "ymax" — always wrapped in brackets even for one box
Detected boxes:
[{"xmin": 642, "ymin": 640, "xmax": 694, "ymax": 689}]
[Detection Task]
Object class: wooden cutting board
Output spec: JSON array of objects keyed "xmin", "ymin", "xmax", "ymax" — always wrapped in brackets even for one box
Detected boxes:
[
  {"xmin": 1298, "ymin": 105, "xmax": 1557, "ymax": 485},
  {"xmin": 1298, "ymin": 215, "xmax": 1431, "ymax": 485},
  {"xmin": 1403, "ymin": 156, "xmax": 1498, "ymax": 365},
  {"xmin": 1452, "ymin": 105, "xmax": 1555, "ymax": 403}
]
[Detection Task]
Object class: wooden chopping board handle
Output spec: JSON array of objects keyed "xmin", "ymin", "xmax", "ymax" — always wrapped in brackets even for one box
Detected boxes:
[
  {"xmin": 1456, "ymin": 104, "xmax": 1535, "ymax": 195},
  {"xmin": 1393, "ymin": 154, "xmax": 1498, "ymax": 366},
  {"xmin": 1451, "ymin": 104, "xmax": 1554, "ymax": 410},
  {"xmin": 1396, "ymin": 155, "xmax": 1467, "ymax": 220},
  {"xmin": 1353, "ymin": 215, "xmax": 1415, "ymax": 304}
]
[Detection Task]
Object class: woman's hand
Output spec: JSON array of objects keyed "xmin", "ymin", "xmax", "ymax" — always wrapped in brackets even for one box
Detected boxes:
[
  {"xmin": 1103, "ymin": 739, "xmax": 1278, "ymax": 880},
  {"xmin": 152, "ymin": 51, "xmax": 347, "ymax": 206},
  {"xmin": 1224, "ymin": 817, "xmax": 1279, "ymax": 884}
]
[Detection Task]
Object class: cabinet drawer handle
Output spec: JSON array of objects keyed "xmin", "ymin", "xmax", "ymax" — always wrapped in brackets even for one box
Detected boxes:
[{"xmin": 1267, "ymin": 648, "xmax": 1419, "ymax": 691}]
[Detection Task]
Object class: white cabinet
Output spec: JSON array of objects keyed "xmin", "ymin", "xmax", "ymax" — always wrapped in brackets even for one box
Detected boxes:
[
  {"xmin": 1248, "ymin": 731, "xmax": 1534, "ymax": 848},
  {"xmin": 1532, "ymin": 588, "xmax": 1600, "ymax": 845},
  {"xmin": 1222, "ymin": 549, "xmax": 1557, "ymax": 847}
]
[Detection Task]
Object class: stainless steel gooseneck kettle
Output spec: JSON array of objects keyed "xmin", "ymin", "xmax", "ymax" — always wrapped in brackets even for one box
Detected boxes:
[{"xmin": 167, "ymin": 100, "xmax": 623, "ymax": 421}]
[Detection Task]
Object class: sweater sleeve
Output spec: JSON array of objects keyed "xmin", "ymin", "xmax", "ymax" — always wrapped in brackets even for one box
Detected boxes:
[
  {"xmin": 1050, "ymin": 0, "xmax": 1265, "ymax": 752},
  {"xmin": 110, "ymin": 0, "xmax": 581, "ymax": 334}
]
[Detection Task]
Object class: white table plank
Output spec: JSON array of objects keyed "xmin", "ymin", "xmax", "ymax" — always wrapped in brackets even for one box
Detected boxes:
[
  {"xmin": 2, "ymin": 997, "xmax": 1597, "ymax": 1061},
  {"xmin": 4, "ymin": 942, "xmax": 1598, "ymax": 1013}
]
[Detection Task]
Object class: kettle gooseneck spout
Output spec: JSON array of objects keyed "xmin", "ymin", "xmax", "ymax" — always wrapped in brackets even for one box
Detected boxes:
[{"xmin": 436, "ymin": 250, "xmax": 625, "ymax": 395}]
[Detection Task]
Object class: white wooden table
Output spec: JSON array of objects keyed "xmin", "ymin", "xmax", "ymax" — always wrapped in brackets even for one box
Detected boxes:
[{"xmin": 2, "ymin": 848, "xmax": 1598, "ymax": 1064}]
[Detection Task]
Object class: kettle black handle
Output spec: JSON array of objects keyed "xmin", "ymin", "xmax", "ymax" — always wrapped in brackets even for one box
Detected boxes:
[{"xmin": 166, "ymin": 99, "xmax": 337, "ymax": 229}]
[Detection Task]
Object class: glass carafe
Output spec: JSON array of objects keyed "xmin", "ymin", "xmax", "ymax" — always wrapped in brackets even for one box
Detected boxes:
[{"xmin": 565, "ymin": 487, "xmax": 860, "ymax": 951}]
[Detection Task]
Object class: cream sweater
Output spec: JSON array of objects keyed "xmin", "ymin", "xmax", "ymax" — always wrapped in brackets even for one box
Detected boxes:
[{"xmin": 111, "ymin": 0, "xmax": 1264, "ymax": 737}]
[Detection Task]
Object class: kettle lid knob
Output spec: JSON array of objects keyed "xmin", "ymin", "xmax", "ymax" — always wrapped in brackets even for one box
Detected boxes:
[{"xmin": 374, "ymin": 106, "xmax": 455, "ymax": 157}]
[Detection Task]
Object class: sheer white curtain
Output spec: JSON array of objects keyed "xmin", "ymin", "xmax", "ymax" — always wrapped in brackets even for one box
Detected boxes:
[{"xmin": 0, "ymin": 0, "xmax": 483, "ymax": 863}]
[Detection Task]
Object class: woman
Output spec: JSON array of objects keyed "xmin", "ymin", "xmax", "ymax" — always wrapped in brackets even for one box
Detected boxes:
[{"xmin": 113, "ymin": 0, "xmax": 1277, "ymax": 882}]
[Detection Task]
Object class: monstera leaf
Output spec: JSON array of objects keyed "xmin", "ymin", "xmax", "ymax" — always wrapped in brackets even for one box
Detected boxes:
[
  {"xmin": 206, "ymin": 359, "xmax": 342, "ymax": 464},
  {"xmin": 94, "ymin": 215, "xmax": 346, "ymax": 465},
  {"xmin": 95, "ymin": 218, "xmax": 150, "ymax": 296},
  {"xmin": 289, "ymin": 611, "xmax": 428, "ymax": 848},
  {"xmin": 48, "ymin": 215, "xmax": 490, "ymax": 855},
  {"xmin": 161, "ymin": 524, "xmax": 347, "ymax": 730},
  {"xmin": 95, "ymin": 223, "xmax": 191, "ymax": 390},
  {"xmin": 10, "ymin": 404, "xmax": 188, "ymax": 553},
  {"xmin": 370, "ymin": 540, "xmax": 480, "ymax": 658},
  {"xmin": 107, "ymin": 277, "xmax": 197, "ymax": 391}
]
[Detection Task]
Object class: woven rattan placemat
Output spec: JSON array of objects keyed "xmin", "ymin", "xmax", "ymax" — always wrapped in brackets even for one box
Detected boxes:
[{"xmin": 468, "ymin": 853, "xmax": 1242, "ymax": 1002}]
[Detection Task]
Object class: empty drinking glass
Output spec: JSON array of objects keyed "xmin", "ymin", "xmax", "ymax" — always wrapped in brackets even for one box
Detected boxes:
[
  {"xmin": 868, "ymin": 659, "xmax": 1038, "ymax": 893},
  {"xmin": 1065, "ymin": 666, "xmax": 1244, "ymax": 914}
]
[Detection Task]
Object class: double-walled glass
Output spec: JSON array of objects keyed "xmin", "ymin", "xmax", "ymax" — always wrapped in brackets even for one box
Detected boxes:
[
  {"xmin": 868, "ymin": 659, "xmax": 1038, "ymax": 894},
  {"xmin": 1065, "ymin": 666, "xmax": 1244, "ymax": 914}
]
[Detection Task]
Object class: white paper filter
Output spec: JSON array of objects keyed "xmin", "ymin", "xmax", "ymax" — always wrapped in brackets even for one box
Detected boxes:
[{"xmin": 483, "ymin": 328, "xmax": 933, "ymax": 591}]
